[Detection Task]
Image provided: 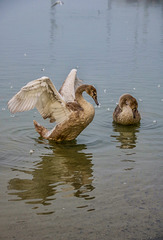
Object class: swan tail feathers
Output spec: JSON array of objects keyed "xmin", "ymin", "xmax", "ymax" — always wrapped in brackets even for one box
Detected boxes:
[{"xmin": 33, "ymin": 120, "xmax": 48, "ymax": 138}]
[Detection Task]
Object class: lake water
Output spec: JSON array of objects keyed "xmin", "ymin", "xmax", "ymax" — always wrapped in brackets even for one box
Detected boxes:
[{"xmin": 0, "ymin": 0, "xmax": 163, "ymax": 239}]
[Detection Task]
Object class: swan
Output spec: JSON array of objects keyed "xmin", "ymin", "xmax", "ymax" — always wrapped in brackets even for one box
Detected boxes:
[
  {"xmin": 8, "ymin": 69, "xmax": 99, "ymax": 141},
  {"xmin": 113, "ymin": 94, "xmax": 141, "ymax": 125}
]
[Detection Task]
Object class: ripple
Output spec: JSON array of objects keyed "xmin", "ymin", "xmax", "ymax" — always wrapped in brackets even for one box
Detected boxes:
[
  {"xmin": 78, "ymin": 133, "xmax": 103, "ymax": 148},
  {"xmin": 0, "ymin": 122, "xmax": 37, "ymax": 167},
  {"xmin": 6, "ymin": 126, "xmax": 35, "ymax": 148},
  {"xmin": 140, "ymin": 118, "xmax": 163, "ymax": 131}
]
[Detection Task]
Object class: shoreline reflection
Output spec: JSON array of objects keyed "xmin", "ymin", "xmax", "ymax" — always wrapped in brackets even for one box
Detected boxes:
[{"xmin": 8, "ymin": 140, "xmax": 95, "ymax": 214}]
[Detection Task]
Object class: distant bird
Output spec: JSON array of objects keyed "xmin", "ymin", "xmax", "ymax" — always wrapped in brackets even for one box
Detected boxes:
[
  {"xmin": 51, "ymin": 1, "xmax": 64, "ymax": 8},
  {"xmin": 8, "ymin": 69, "xmax": 99, "ymax": 142},
  {"xmin": 113, "ymin": 94, "xmax": 141, "ymax": 125}
]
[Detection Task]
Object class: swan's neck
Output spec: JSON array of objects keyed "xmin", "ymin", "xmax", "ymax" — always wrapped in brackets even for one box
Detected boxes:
[
  {"xmin": 75, "ymin": 84, "xmax": 95, "ymax": 126},
  {"xmin": 75, "ymin": 85, "xmax": 90, "ymax": 107}
]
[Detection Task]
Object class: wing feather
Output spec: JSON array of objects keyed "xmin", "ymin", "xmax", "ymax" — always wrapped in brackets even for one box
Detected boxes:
[
  {"xmin": 59, "ymin": 69, "xmax": 83, "ymax": 102},
  {"xmin": 8, "ymin": 76, "xmax": 71, "ymax": 124}
]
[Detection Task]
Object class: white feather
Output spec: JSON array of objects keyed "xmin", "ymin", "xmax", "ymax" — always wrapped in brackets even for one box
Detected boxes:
[
  {"xmin": 59, "ymin": 69, "xmax": 83, "ymax": 102},
  {"xmin": 8, "ymin": 76, "xmax": 71, "ymax": 124}
]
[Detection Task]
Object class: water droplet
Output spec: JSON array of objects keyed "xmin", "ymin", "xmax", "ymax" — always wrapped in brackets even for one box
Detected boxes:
[
  {"xmin": 157, "ymin": 84, "xmax": 160, "ymax": 88},
  {"xmin": 153, "ymin": 120, "xmax": 157, "ymax": 123},
  {"xmin": 133, "ymin": 87, "xmax": 136, "ymax": 90},
  {"xmin": 107, "ymin": 108, "xmax": 110, "ymax": 111},
  {"xmin": 29, "ymin": 149, "xmax": 34, "ymax": 154},
  {"xmin": 41, "ymin": 68, "xmax": 45, "ymax": 71},
  {"xmin": 139, "ymin": 98, "xmax": 143, "ymax": 102},
  {"xmin": 95, "ymin": 103, "xmax": 101, "ymax": 108},
  {"xmin": 104, "ymin": 89, "xmax": 107, "ymax": 93},
  {"xmin": 24, "ymin": 53, "xmax": 27, "ymax": 57},
  {"xmin": 2, "ymin": 108, "xmax": 6, "ymax": 111}
]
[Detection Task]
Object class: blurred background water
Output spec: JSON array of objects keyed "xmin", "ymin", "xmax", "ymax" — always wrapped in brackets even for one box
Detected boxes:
[{"xmin": 0, "ymin": 0, "xmax": 163, "ymax": 239}]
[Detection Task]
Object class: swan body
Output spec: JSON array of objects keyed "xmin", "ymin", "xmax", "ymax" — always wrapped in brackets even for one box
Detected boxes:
[
  {"xmin": 8, "ymin": 69, "xmax": 99, "ymax": 141},
  {"xmin": 113, "ymin": 94, "xmax": 141, "ymax": 125}
]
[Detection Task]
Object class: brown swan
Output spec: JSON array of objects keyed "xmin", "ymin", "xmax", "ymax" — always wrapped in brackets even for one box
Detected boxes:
[
  {"xmin": 8, "ymin": 69, "xmax": 99, "ymax": 141},
  {"xmin": 113, "ymin": 94, "xmax": 141, "ymax": 125}
]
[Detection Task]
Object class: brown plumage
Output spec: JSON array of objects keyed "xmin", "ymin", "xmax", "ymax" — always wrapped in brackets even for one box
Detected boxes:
[
  {"xmin": 8, "ymin": 69, "xmax": 99, "ymax": 141},
  {"xmin": 113, "ymin": 94, "xmax": 141, "ymax": 125}
]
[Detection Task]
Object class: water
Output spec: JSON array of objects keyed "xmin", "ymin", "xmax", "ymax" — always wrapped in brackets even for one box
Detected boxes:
[{"xmin": 0, "ymin": 0, "xmax": 163, "ymax": 239}]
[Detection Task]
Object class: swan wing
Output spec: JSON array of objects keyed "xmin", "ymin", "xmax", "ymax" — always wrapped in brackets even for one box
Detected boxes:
[
  {"xmin": 8, "ymin": 77, "xmax": 71, "ymax": 124},
  {"xmin": 59, "ymin": 69, "xmax": 83, "ymax": 102}
]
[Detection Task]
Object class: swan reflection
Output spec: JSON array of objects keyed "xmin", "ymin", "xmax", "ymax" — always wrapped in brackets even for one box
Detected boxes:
[
  {"xmin": 8, "ymin": 141, "xmax": 94, "ymax": 213},
  {"xmin": 111, "ymin": 123, "xmax": 140, "ymax": 149}
]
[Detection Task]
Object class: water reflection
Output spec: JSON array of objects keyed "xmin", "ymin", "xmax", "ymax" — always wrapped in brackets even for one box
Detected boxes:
[
  {"xmin": 50, "ymin": 6, "xmax": 57, "ymax": 41},
  {"xmin": 109, "ymin": 0, "xmax": 162, "ymax": 5},
  {"xmin": 111, "ymin": 123, "xmax": 140, "ymax": 149},
  {"xmin": 8, "ymin": 141, "xmax": 94, "ymax": 213}
]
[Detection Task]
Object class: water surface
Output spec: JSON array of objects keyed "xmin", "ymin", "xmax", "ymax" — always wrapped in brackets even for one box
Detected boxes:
[{"xmin": 0, "ymin": 0, "xmax": 163, "ymax": 239}]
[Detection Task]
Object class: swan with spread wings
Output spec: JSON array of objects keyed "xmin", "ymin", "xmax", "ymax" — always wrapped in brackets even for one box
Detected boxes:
[{"xmin": 8, "ymin": 69, "xmax": 99, "ymax": 141}]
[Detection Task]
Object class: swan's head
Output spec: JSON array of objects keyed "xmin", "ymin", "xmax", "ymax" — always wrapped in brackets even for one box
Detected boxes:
[
  {"xmin": 119, "ymin": 94, "xmax": 138, "ymax": 118},
  {"xmin": 86, "ymin": 85, "xmax": 99, "ymax": 106}
]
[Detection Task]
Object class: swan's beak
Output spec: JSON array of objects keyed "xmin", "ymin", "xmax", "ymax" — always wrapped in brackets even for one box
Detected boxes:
[
  {"xmin": 132, "ymin": 109, "xmax": 136, "ymax": 119},
  {"xmin": 93, "ymin": 96, "xmax": 99, "ymax": 106}
]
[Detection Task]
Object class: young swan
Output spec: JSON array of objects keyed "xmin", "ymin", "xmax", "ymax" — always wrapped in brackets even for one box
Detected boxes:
[
  {"xmin": 113, "ymin": 94, "xmax": 141, "ymax": 125},
  {"xmin": 8, "ymin": 69, "xmax": 99, "ymax": 141}
]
